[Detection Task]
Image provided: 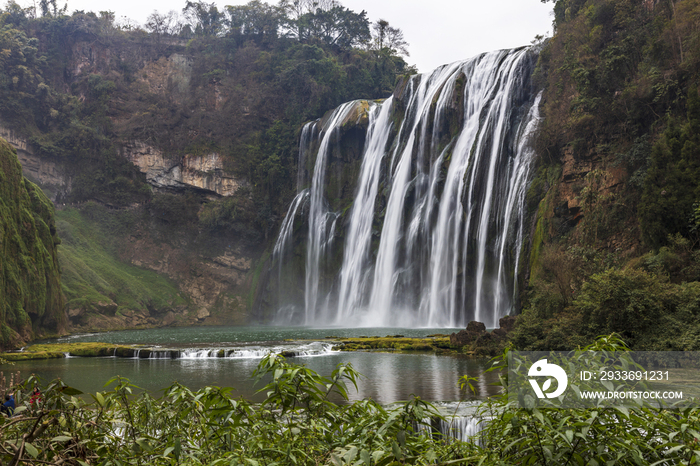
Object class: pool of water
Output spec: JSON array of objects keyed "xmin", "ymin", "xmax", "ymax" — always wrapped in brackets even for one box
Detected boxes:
[{"xmin": 15, "ymin": 327, "xmax": 499, "ymax": 404}]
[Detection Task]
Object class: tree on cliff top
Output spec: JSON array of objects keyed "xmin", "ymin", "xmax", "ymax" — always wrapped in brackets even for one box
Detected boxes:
[
  {"xmin": 183, "ymin": 0, "xmax": 224, "ymax": 36},
  {"xmin": 371, "ymin": 19, "xmax": 409, "ymax": 57}
]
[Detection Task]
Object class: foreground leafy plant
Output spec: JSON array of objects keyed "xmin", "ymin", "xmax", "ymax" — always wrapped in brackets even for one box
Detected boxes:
[
  {"xmin": 2, "ymin": 336, "xmax": 699, "ymax": 465},
  {"xmin": 0, "ymin": 355, "xmax": 476, "ymax": 465},
  {"xmin": 476, "ymin": 334, "xmax": 700, "ymax": 465}
]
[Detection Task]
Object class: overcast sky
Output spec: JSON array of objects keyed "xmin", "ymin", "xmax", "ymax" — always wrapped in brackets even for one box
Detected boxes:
[{"xmin": 19, "ymin": 0, "xmax": 554, "ymax": 73}]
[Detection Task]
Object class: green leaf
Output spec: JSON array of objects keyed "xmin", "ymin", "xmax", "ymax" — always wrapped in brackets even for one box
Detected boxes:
[
  {"xmin": 174, "ymin": 437, "xmax": 181, "ymax": 460},
  {"xmin": 24, "ymin": 442, "xmax": 39, "ymax": 458},
  {"xmin": 391, "ymin": 440, "xmax": 401, "ymax": 459},
  {"xmin": 360, "ymin": 449, "xmax": 371, "ymax": 465},
  {"xmin": 371, "ymin": 450, "xmax": 385, "ymax": 464},
  {"xmin": 344, "ymin": 446, "xmax": 358, "ymax": 464},
  {"xmin": 61, "ymin": 386, "xmax": 83, "ymax": 396},
  {"xmin": 565, "ymin": 429, "xmax": 574, "ymax": 444},
  {"xmin": 396, "ymin": 430, "xmax": 406, "ymax": 447},
  {"xmin": 615, "ymin": 406, "xmax": 629, "ymax": 419},
  {"xmin": 51, "ymin": 435, "xmax": 73, "ymax": 442},
  {"xmin": 136, "ymin": 439, "xmax": 153, "ymax": 452},
  {"xmin": 533, "ymin": 409, "xmax": 544, "ymax": 423}
]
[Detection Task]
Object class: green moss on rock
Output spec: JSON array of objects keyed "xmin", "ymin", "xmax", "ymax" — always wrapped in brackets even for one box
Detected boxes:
[{"xmin": 0, "ymin": 138, "xmax": 66, "ymax": 349}]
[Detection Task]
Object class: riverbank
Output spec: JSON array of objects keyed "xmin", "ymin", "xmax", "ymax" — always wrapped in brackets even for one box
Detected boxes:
[{"xmin": 329, "ymin": 335, "xmax": 462, "ymax": 354}]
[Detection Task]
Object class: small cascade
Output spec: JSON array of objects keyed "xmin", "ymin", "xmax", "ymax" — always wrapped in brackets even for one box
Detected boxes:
[
  {"xmin": 148, "ymin": 350, "xmax": 178, "ymax": 359},
  {"xmin": 271, "ymin": 47, "xmax": 542, "ymax": 328},
  {"xmin": 273, "ymin": 189, "xmax": 310, "ymax": 324},
  {"xmin": 416, "ymin": 403, "xmax": 487, "ymax": 443},
  {"xmin": 180, "ymin": 349, "xmax": 217, "ymax": 359},
  {"xmin": 434, "ymin": 416, "xmax": 485, "ymax": 443},
  {"xmin": 178, "ymin": 342, "xmax": 337, "ymax": 359}
]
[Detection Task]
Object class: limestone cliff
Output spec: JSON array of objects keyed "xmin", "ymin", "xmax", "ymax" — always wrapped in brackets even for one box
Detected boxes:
[
  {"xmin": 0, "ymin": 138, "xmax": 66, "ymax": 349},
  {"xmin": 0, "ymin": 124, "xmax": 70, "ymax": 202},
  {"xmin": 121, "ymin": 141, "xmax": 248, "ymax": 196}
]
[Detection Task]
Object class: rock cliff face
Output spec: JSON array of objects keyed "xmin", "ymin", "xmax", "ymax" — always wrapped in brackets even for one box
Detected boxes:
[
  {"xmin": 0, "ymin": 138, "xmax": 66, "ymax": 349},
  {"xmin": 0, "ymin": 124, "xmax": 69, "ymax": 201},
  {"xmin": 1, "ymin": 42, "xmax": 256, "ymax": 334},
  {"xmin": 120, "ymin": 231, "xmax": 252, "ymax": 325},
  {"xmin": 121, "ymin": 141, "xmax": 248, "ymax": 196}
]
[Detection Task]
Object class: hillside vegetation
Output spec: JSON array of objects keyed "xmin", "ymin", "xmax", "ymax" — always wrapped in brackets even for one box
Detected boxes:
[{"xmin": 516, "ymin": 0, "xmax": 700, "ymax": 350}]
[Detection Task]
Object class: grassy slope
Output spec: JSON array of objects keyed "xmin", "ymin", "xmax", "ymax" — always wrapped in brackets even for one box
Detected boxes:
[{"xmin": 56, "ymin": 207, "xmax": 186, "ymax": 317}]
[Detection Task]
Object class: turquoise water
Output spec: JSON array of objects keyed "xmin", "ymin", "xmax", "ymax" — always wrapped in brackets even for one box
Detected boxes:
[{"xmin": 16, "ymin": 327, "xmax": 498, "ymax": 403}]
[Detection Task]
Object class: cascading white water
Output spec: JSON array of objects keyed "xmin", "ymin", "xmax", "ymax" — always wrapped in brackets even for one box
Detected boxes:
[
  {"xmin": 336, "ymin": 99, "xmax": 395, "ymax": 324},
  {"xmin": 296, "ymin": 122, "xmax": 317, "ymax": 191},
  {"xmin": 273, "ymin": 47, "xmax": 541, "ymax": 328},
  {"xmin": 305, "ymin": 102, "xmax": 362, "ymax": 324}
]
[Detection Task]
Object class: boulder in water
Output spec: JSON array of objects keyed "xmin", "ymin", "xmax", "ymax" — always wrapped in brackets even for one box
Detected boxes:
[{"xmin": 450, "ymin": 321, "xmax": 487, "ymax": 346}]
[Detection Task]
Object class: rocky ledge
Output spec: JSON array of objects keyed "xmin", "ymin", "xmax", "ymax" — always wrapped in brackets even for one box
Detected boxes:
[{"xmin": 449, "ymin": 316, "xmax": 518, "ymax": 356}]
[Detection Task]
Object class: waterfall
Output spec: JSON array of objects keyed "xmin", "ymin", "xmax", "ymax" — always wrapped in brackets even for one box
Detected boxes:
[
  {"xmin": 305, "ymin": 102, "xmax": 363, "ymax": 324},
  {"xmin": 272, "ymin": 47, "xmax": 541, "ymax": 328},
  {"xmin": 336, "ymin": 99, "xmax": 395, "ymax": 324}
]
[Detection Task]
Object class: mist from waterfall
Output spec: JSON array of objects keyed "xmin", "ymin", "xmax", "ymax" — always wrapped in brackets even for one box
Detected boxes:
[{"xmin": 272, "ymin": 47, "xmax": 542, "ymax": 328}]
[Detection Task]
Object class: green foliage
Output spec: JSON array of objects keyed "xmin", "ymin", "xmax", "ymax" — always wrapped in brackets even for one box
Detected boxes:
[
  {"xmin": 0, "ymin": 139, "xmax": 65, "ymax": 349},
  {"xmin": 199, "ymin": 194, "xmax": 248, "ymax": 233},
  {"xmin": 184, "ymin": 0, "xmax": 224, "ymax": 36},
  {"xmin": 295, "ymin": 5, "xmax": 370, "ymax": 49},
  {"xmin": 516, "ymin": 236, "xmax": 700, "ymax": 351},
  {"xmin": 576, "ymin": 267, "xmax": 665, "ymax": 341},
  {"xmin": 640, "ymin": 86, "xmax": 700, "ymax": 249},
  {"xmin": 479, "ymin": 334, "xmax": 700, "ymax": 464}
]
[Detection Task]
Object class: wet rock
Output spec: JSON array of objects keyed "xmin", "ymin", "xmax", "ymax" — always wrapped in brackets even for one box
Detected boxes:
[
  {"xmin": 466, "ymin": 321, "xmax": 486, "ymax": 333},
  {"xmin": 475, "ymin": 332, "xmax": 493, "ymax": 345}
]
